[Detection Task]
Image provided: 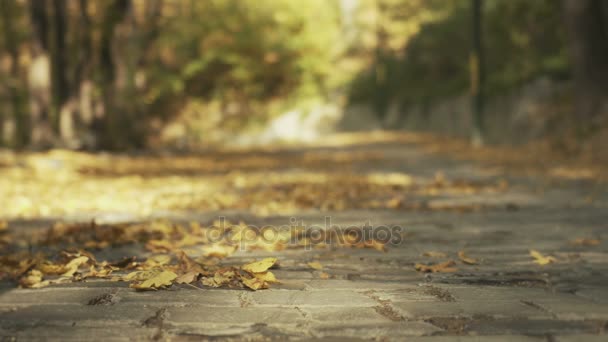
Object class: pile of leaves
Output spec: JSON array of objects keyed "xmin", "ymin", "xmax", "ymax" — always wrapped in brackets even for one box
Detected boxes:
[
  {"xmin": 0, "ymin": 219, "xmax": 388, "ymax": 291},
  {"xmin": 0, "ymin": 148, "xmax": 508, "ymax": 219},
  {"xmin": 1, "ymin": 248, "xmax": 279, "ymax": 291}
]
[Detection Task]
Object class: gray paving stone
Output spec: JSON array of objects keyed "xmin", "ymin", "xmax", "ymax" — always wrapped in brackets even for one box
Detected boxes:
[
  {"xmin": 0, "ymin": 304, "xmax": 156, "ymax": 328},
  {"xmin": 249, "ymin": 289, "xmax": 377, "ymax": 307},
  {"xmin": 303, "ymin": 306, "xmax": 392, "ymax": 325},
  {"xmin": 310, "ymin": 321, "xmax": 442, "ymax": 339},
  {"xmin": 392, "ymin": 300, "xmax": 553, "ymax": 319},
  {"xmin": 165, "ymin": 306, "xmax": 305, "ymax": 325}
]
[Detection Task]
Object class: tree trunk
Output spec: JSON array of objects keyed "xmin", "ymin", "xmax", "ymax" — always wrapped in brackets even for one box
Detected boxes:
[
  {"xmin": 28, "ymin": 0, "xmax": 55, "ymax": 148},
  {"xmin": 98, "ymin": 0, "xmax": 130, "ymax": 149},
  {"xmin": 50, "ymin": 0, "xmax": 69, "ymax": 132},
  {"xmin": 0, "ymin": 0, "xmax": 29, "ymax": 147},
  {"xmin": 563, "ymin": 0, "xmax": 608, "ymax": 136},
  {"xmin": 470, "ymin": 0, "xmax": 485, "ymax": 147}
]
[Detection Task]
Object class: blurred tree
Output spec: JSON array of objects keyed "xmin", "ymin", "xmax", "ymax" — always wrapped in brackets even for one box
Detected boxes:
[
  {"xmin": 562, "ymin": 0, "xmax": 608, "ymax": 137},
  {"xmin": 470, "ymin": 0, "xmax": 484, "ymax": 146},
  {"xmin": 0, "ymin": 0, "xmax": 28, "ymax": 147}
]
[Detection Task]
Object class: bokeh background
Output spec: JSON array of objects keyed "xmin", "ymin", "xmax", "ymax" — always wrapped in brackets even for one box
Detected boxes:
[{"xmin": 0, "ymin": 0, "xmax": 607, "ymax": 154}]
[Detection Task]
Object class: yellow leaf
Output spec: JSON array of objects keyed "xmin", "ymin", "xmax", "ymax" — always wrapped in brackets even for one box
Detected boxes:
[
  {"xmin": 144, "ymin": 255, "xmax": 172, "ymax": 268},
  {"xmin": 254, "ymin": 271, "xmax": 277, "ymax": 283},
  {"xmin": 0, "ymin": 221, "xmax": 7, "ymax": 232},
  {"xmin": 529, "ymin": 250, "xmax": 557, "ymax": 265},
  {"xmin": 38, "ymin": 262, "xmax": 68, "ymax": 275},
  {"xmin": 124, "ymin": 270, "xmax": 161, "ymax": 282},
  {"xmin": 61, "ymin": 256, "xmax": 89, "ymax": 277},
  {"xmin": 19, "ymin": 270, "xmax": 46, "ymax": 288},
  {"xmin": 130, "ymin": 270, "xmax": 177, "ymax": 290},
  {"xmin": 415, "ymin": 260, "xmax": 457, "ymax": 273},
  {"xmin": 457, "ymin": 251, "xmax": 478, "ymax": 265},
  {"xmin": 242, "ymin": 276, "xmax": 268, "ymax": 290},
  {"xmin": 422, "ymin": 251, "xmax": 448, "ymax": 258},
  {"xmin": 242, "ymin": 258, "xmax": 277, "ymax": 273},
  {"xmin": 307, "ymin": 261, "xmax": 323, "ymax": 270}
]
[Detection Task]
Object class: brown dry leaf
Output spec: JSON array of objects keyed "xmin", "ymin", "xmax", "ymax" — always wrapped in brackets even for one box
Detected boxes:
[
  {"xmin": 457, "ymin": 251, "xmax": 478, "ymax": 265},
  {"xmin": 130, "ymin": 270, "xmax": 177, "ymax": 290},
  {"xmin": 145, "ymin": 240, "xmax": 174, "ymax": 253},
  {"xmin": 529, "ymin": 250, "xmax": 557, "ymax": 265},
  {"xmin": 175, "ymin": 271, "xmax": 200, "ymax": 284},
  {"xmin": 0, "ymin": 221, "xmax": 7, "ymax": 232},
  {"xmin": 19, "ymin": 270, "xmax": 49, "ymax": 288},
  {"xmin": 422, "ymin": 251, "xmax": 448, "ymax": 258},
  {"xmin": 415, "ymin": 260, "xmax": 457, "ymax": 273},
  {"xmin": 202, "ymin": 268, "xmax": 237, "ymax": 288},
  {"xmin": 37, "ymin": 262, "xmax": 68, "ymax": 275},
  {"xmin": 307, "ymin": 261, "xmax": 323, "ymax": 270},
  {"xmin": 571, "ymin": 238, "xmax": 601, "ymax": 246},
  {"xmin": 319, "ymin": 272, "xmax": 331, "ymax": 279},
  {"xmin": 242, "ymin": 258, "xmax": 277, "ymax": 273}
]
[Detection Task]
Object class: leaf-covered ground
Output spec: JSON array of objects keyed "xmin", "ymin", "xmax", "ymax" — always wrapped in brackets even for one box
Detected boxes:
[{"xmin": 1, "ymin": 132, "xmax": 607, "ymax": 340}]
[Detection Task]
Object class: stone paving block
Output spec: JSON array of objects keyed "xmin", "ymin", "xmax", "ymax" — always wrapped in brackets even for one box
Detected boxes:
[
  {"xmin": 432, "ymin": 285, "xmax": 559, "ymax": 302},
  {"xmin": 0, "ymin": 304, "xmax": 156, "ymax": 328},
  {"xmin": 0, "ymin": 326, "xmax": 157, "ymax": 341},
  {"xmin": 306, "ymin": 279, "xmax": 419, "ymax": 291},
  {"xmin": 310, "ymin": 321, "xmax": 442, "ymax": 339},
  {"xmin": 121, "ymin": 288, "xmax": 241, "ymax": 307},
  {"xmin": 165, "ymin": 306, "xmax": 304, "ymax": 325},
  {"xmin": 303, "ymin": 306, "xmax": 391, "ymax": 325},
  {"xmin": 555, "ymin": 335, "xmax": 608, "ymax": 342},
  {"xmin": 403, "ymin": 336, "xmax": 544, "ymax": 342},
  {"xmin": 532, "ymin": 296, "xmax": 608, "ymax": 320},
  {"xmin": 249, "ymin": 289, "xmax": 376, "ymax": 307},
  {"xmin": 575, "ymin": 287, "xmax": 608, "ymax": 304},
  {"xmin": 392, "ymin": 300, "xmax": 553, "ymax": 319}
]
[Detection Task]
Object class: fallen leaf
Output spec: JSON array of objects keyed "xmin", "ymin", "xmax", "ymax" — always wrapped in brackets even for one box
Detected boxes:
[
  {"xmin": 253, "ymin": 271, "xmax": 277, "ymax": 283},
  {"xmin": 130, "ymin": 270, "xmax": 177, "ymax": 290},
  {"xmin": 242, "ymin": 276, "xmax": 268, "ymax": 290},
  {"xmin": 242, "ymin": 258, "xmax": 277, "ymax": 273},
  {"xmin": 415, "ymin": 260, "xmax": 457, "ymax": 273},
  {"xmin": 143, "ymin": 255, "xmax": 172, "ymax": 268},
  {"xmin": 422, "ymin": 251, "xmax": 448, "ymax": 258},
  {"xmin": 307, "ymin": 261, "xmax": 323, "ymax": 270},
  {"xmin": 202, "ymin": 244, "xmax": 237, "ymax": 258},
  {"xmin": 61, "ymin": 256, "xmax": 89, "ymax": 277},
  {"xmin": 175, "ymin": 271, "xmax": 200, "ymax": 284},
  {"xmin": 19, "ymin": 270, "xmax": 47, "ymax": 288},
  {"xmin": 319, "ymin": 272, "xmax": 330, "ymax": 279},
  {"xmin": 571, "ymin": 238, "xmax": 601, "ymax": 246},
  {"xmin": 457, "ymin": 251, "xmax": 478, "ymax": 265},
  {"xmin": 529, "ymin": 250, "xmax": 557, "ymax": 265}
]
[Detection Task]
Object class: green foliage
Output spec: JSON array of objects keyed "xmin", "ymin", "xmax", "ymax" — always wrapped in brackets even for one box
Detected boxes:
[
  {"xmin": 348, "ymin": 0, "xmax": 569, "ymax": 115},
  {"xmin": 147, "ymin": 0, "xmax": 342, "ymax": 124}
]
